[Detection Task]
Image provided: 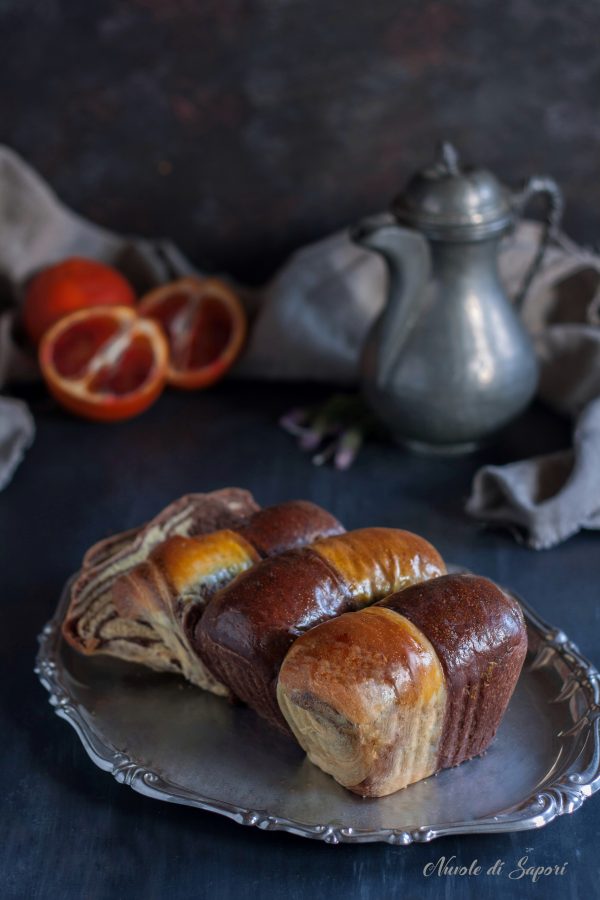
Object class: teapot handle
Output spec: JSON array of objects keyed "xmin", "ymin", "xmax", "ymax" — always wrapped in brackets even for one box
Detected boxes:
[{"xmin": 512, "ymin": 175, "xmax": 563, "ymax": 310}]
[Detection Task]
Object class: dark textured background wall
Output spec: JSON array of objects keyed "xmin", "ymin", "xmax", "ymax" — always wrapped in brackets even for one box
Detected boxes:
[{"xmin": 1, "ymin": 0, "xmax": 599, "ymax": 282}]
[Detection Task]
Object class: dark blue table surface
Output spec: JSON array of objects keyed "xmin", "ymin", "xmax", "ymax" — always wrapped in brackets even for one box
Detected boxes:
[{"xmin": 1, "ymin": 381, "xmax": 599, "ymax": 900}]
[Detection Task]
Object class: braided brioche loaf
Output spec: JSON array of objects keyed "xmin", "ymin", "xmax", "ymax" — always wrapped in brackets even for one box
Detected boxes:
[
  {"xmin": 196, "ymin": 528, "xmax": 445, "ymax": 728},
  {"xmin": 277, "ymin": 573, "xmax": 527, "ymax": 797},
  {"xmin": 109, "ymin": 500, "xmax": 344, "ymax": 692}
]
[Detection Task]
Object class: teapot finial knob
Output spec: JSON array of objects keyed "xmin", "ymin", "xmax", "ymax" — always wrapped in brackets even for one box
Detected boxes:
[
  {"xmin": 438, "ymin": 141, "xmax": 460, "ymax": 176},
  {"xmin": 435, "ymin": 141, "xmax": 460, "ymax": 177}
]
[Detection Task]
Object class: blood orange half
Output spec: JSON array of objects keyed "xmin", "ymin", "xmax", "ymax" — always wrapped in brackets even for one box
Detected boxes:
[
  {"xmin": 138, "ymin": 277, "xmax": 247, "ymax": 389},
  {"xmin": 39, "ymin": 306, "xmax": 168, "ymax": 422}
]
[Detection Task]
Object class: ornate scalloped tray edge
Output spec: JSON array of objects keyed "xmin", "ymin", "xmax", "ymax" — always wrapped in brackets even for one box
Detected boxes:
[{"xmin": 35, "ymin": 574, "xmax": 600, "ymax": 845}]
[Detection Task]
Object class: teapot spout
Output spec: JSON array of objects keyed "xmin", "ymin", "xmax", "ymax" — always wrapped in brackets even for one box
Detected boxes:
[
  {"xmin": 351, "ymin": 213, "xmax": 399, "ymax": 259},
  {"xmin": 351, "ymin": 214, "xmax": 409, "ymax": 310},
  {"xmin": 351, "ymin": 213, "xmax": 428, "ymax": 292},
  {"xmin": 352, "ymin": 214, "xmax": 431, "ymax": 386}
]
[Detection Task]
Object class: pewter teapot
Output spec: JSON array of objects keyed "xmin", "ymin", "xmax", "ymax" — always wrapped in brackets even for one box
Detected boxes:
[{"xmin": 353, "ymin": 143, "xmax": 563, "ymax": 453}]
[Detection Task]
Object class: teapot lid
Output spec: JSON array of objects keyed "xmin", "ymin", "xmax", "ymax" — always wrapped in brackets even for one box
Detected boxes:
[{"xmin": 393, "ymin": 143, "xmax": 514, "ymax": 240}]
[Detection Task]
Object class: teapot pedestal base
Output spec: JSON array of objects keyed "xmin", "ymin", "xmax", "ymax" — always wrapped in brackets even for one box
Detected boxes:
[{"xmin": 398, "ymin": 437, "xmax": 482, "ymax": 457}]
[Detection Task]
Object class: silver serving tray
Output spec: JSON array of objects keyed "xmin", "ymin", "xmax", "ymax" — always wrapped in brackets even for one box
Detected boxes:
[{"xmin": 35, "ymin": 573, "xmax": 600, "ymax": 845}]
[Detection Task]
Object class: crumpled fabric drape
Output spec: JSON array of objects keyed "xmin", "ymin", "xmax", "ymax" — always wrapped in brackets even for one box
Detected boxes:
[
  {"xmin": 1, "ymin": 145, "xmax": 600, "ymax": 549},
  {"xmin": 466, "ymin": 240, "xmax": 600, "ymax": 548}
]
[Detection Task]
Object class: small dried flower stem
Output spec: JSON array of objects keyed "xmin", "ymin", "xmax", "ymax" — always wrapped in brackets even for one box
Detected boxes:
[{"xmin": 279, "ymin": 393, "xmax": 386, "ymax": 470}]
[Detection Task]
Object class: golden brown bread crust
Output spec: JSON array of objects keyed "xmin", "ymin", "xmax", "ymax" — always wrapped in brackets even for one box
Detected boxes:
[
  {"xmin": 113, "ymin": 531, "xmax": 260, "ymax": 622},
  {"xmin": 196, "ymin": 527, "xmax": 446, "ymax": 728},
  {"xmin": 277, "ymin": 606, "xmax": 446, "ymax": 796},
  {"xmin": 110, "ymin": 530, "xmax": 261, "ymax": 692},
  {"xmin": 277, "ymin": 573, "xmax": 527, "ymax": 797},
  {"xmin": 312, "ymin": 529, "xmax": 444, "ymax": 604}
]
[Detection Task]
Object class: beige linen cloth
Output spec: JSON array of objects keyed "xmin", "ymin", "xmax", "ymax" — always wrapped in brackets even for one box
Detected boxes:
[{"xmin": 1, "ymin": 145, "xmax": 600, "ymax": 548}]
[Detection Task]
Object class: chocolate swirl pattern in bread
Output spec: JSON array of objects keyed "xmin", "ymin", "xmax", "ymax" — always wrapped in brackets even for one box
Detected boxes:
[
  {"xmin": 196, "ymin": 528, "xmax": 446, "ymax": 727},
  {"xmin": 62, "ymin": 489, "xmax": 260, "ymax": 674},
  {"xmin": 276, "ymin": 573, "xmax": 527, "ymax": 797}
]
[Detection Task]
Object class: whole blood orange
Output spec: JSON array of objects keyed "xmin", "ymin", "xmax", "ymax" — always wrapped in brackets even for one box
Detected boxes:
[
  {"xmin": 39, "ymin": 306, "xmax": 168, "ymax": 422},
  {"xmin": 138, "ymin": 277, "xmax": 246, "ymax": 389},
  {"xmin": 23, "ymin": 257, "xmax": 136, "ymax": 345}
]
